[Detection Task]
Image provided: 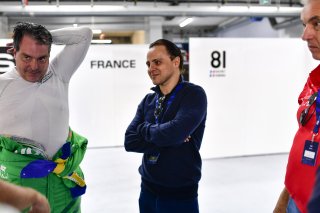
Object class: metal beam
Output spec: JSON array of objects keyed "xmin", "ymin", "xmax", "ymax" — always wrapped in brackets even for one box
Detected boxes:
[{"xmin": 0, "ymin": 4, "xmax": 302, "ymax": 17}]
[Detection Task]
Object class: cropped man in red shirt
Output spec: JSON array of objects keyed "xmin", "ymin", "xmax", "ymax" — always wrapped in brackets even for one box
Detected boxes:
[{"xmin": 274, "ymin": 0, "xmax": 320, "ymax": 212}]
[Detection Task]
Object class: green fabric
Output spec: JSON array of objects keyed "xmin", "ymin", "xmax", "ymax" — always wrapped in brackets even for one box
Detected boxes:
[
  {"xmin": 52, "ymin": 131, "xmax": 87, "ymax": 189},
  {"xmin": 0, "ymin": 130, "xmax": 87, "ymax": 213}
]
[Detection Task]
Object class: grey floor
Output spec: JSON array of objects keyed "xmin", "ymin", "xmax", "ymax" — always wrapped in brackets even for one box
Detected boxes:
[{"xmin": 80, "ymin": 148, "xmax": 288, "ymax": 213}]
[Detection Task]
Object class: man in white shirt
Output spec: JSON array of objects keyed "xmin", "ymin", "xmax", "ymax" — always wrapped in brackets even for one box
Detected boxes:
[{"xmin": 0, "ymin": 22, "xmax": 92, "ymax": 212}]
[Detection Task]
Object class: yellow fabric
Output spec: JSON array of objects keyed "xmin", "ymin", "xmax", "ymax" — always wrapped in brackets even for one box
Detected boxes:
[
  {"xmin": 53, "ymin": 158, "xmax": 67, "ymax": 174},
  {"xmin": 64, "ymin": 173, "xmax": 86, "ymax": 187},
  {"xmin": 53, "ymin": 163, "xmax": 65, "ymax": 174}
]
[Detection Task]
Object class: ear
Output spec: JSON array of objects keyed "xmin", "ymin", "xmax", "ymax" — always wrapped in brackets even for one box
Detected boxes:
[
  {"xmin": 173, "ymin": 56, "xmax": 180, "ymax": 68},
  {"xmin": 13, "ymin": 49, "xmax": 17, "ymax": 59}
]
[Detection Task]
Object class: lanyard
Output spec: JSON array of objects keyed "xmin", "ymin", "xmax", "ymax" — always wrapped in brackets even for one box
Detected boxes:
[
  {"xmin": 312, "ymin": 90, "xmax": 320, "ymax": 141},
  {"xmin": 155, "ymin": 83, "xmax": 183, "ymax": 124}
]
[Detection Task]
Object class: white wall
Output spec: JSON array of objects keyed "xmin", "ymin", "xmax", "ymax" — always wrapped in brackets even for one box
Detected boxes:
[
  {"xmin": 50, "ymin": 44, "xmax": 151, "ymax": 148},
  {"xmin": 189, "ymin": 38, "xmax": 318, "ymax": 158}
]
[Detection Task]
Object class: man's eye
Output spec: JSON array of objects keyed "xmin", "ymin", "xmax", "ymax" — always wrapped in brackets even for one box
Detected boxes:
[
  {"xmin": 39, "ymin": 57, "xmax": 47, "ymax": 63},
  {"xmin": 311, "ymin": 22, "xmax": 320, "ymax": 30},
  {"xmin": 155, "ymin": 60, "xmax": 161, "ymax": 65},
  {"xmin": 23, "ymin": 56, "xmax": 31, "ymax": 61}
]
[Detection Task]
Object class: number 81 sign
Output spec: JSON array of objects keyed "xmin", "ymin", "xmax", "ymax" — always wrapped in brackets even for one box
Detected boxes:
[{"xmin": 211, "ymin": 51, "xmax": 226, "ymax": 69}]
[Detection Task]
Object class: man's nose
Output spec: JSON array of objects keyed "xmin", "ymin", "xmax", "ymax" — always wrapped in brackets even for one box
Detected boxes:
[
  {"xmin": 149, "ymin": 62, "xmax": 158, "ymax": 70},
  {"xmin": 30, "ymin": 59, "xmax": 39, "ymax": 70},
  {"xmin": 302, "ymin": 25, "xmax": 314, "ymax": 41}
]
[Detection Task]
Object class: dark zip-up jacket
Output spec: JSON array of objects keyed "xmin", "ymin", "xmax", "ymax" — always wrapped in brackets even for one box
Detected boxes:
[{"xmin": 124, "ymin": 78, "xmax": 207, "ymax": 199}]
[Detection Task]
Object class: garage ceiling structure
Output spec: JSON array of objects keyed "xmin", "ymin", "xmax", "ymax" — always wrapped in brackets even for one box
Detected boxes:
[{"xmin": 0, "ymin": 0, "xmax": 304, "ymax": 43}]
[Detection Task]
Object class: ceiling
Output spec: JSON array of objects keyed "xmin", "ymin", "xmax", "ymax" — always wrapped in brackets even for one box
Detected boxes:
[{"xmin": 0, "ymin": 0, "xmax": 304, "ymax": 42}]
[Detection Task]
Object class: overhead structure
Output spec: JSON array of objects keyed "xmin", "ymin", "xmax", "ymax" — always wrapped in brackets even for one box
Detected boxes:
[
  {"xmin": 0, "ymin": 2, "xmax": 302, "ymax": 17},
  {"xmin": 0, "ymin": 0, "xmax": 304, "ymax": 42}
]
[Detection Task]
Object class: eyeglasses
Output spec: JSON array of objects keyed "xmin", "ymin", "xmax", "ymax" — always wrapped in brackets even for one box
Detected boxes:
[
  {"xmin": 154, "ymin": 96, "xmax": 166, "ymax": 119},
  {"xmin": 300, "ymin": 92, "xmax": 317, "ymax": 126}
]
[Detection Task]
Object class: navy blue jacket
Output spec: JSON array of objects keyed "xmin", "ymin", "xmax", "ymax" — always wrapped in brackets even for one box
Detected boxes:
[{"xmin": 124, "ymin": 78, "xmax": 207, "ymax": 198}]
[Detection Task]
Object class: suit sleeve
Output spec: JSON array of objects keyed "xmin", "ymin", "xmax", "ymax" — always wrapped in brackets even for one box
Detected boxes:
[
  {"xmin": 49, "ymin": 27, "xmax": 93, "ymax": 83},
  {"xmin": 137, "ymin": 86, "xmax": 207, "ymax": 147},
  {"xmin": 124, "ymin": 96, "xmax": 161, "ymax": 154}
]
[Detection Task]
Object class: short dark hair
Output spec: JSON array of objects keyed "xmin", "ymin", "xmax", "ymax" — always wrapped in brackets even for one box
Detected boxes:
[
  {"xmin": 13, "ymin": 22, "xmax": 53, "ymax": 53},
  {"xmin": 149, "ymin": 39, "xmax": 184, "ymax": 72}
]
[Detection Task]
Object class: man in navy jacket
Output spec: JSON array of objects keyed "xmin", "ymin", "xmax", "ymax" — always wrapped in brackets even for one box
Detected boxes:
[{"xmin": 124, "ymin": 39, "xmax": 207, "ymax": 213}]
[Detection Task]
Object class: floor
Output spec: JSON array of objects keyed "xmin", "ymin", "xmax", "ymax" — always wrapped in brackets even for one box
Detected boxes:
[{"xmin": 80, "ymin": 148, "xmax": 288, "ymax": 213}]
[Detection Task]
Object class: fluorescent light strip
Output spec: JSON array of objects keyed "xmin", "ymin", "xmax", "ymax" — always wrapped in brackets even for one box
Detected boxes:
[
  {"xmin": 91, "ymin": 39, "xmax": 112, "ymax": 44},
  {"xmin": 179, "ymin": 17, "xmax": 194, "ymax": 28}
]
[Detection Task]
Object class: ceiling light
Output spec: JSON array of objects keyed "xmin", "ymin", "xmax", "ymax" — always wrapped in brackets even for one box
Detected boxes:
[
  {"xmin": 73, "ymin": 24, "xmax": 78, "ymax": 27},
  {"xmin": 179, "ymin": 17, "xmax": 194, "ymax": 28},
  {"xmin": 91, "ymin": 39, "xmax": 112, "ymax": 44}
]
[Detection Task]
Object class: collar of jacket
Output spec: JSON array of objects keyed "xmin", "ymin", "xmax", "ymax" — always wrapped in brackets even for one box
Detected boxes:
[{"xmin": 150, "ymin": 75, "xmax": 185, "ymax": 95}]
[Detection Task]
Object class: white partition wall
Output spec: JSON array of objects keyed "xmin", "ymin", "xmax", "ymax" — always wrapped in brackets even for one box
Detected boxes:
[
  {"xmin": 66, "ymin": 45, "xmax": 150, "ymax": 148},
  {"xmin": 189, "ymin": 38, "xmax": 318, "ymax": 159}
]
